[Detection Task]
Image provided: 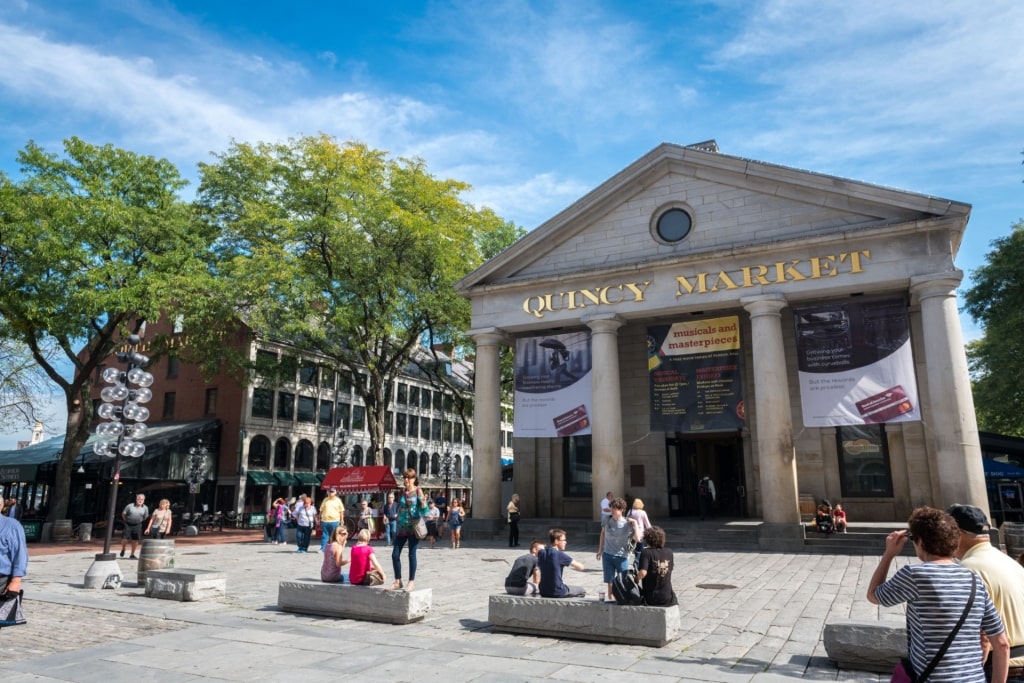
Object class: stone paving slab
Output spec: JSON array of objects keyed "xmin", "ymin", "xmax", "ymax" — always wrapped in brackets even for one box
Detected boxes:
[{"xmin": 0, "ymin": 536, "xmax": 913, "ymax": 681}]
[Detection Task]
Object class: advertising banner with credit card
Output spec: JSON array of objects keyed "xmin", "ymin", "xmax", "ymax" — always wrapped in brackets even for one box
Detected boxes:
[
  {"xmin": 514, "ymin": 330, "xmax": 593, "ymax": 438},
  {"xmin": 792, "ymin": 298, "xmax": 920, "ymax": 426},
  {"xmin": 648, "ymin": 316, "xmax": 745, "ymax": 433}
]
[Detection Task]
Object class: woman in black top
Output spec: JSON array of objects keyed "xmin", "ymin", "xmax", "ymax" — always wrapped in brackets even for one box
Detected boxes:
[{"xmin": 637, "ymin": 526, "xmax": 678, "ymax": 606}]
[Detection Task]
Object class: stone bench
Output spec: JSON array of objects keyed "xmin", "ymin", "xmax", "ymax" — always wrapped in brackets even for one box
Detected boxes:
[
  {"xmin": 277, "ymin": 579, "xmax": 431, "ymax": 624},
  {"xmin": 823, "ymin": 619, "xmax": 906, "ymax": 673},
  {"xmin": 487, "ymin": 595, "xmax": 680, "ymax": 647},
  {"xmin": 145, "ymin": 568, "xmax": 227, "ymax": 602}
]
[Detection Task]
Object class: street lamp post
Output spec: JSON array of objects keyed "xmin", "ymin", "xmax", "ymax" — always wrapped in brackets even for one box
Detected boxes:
[
  {"xmin": 184, "ymin": 441, "xmax": 208, "ymax": 535},
  {"xmin": 83, "ymin": 333, "xmax": 153, "ymax": 589},
  {"xmin": 441, "ymin": 444, "xmax": 454, "ymax": 513}
]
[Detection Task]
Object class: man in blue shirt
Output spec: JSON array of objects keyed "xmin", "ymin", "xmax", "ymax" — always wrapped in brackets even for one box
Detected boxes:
[
  {"xmin": 0, "ymin": 514, "xmax": 28, "ymax": 595},
  {"xmin": 537, "ymin": 528, "xmax": 586, "ymax": 598}
]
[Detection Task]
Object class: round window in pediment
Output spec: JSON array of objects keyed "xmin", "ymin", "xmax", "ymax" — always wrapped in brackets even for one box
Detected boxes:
[{"xmin": 653, "ymin": 207, "xmax": 693, "ymax": 244}]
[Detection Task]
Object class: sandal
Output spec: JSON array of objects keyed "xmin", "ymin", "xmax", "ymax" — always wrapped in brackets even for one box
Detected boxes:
[
  {"xmin": 388, "ymin": 580, "xmax": 403, "ymax": 591},
  {"xmin": 404, "ymin": 580, "xmax": 415, "ymax": 592}
]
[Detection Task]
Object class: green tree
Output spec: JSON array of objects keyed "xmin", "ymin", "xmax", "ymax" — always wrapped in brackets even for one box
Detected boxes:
[
  {"xmin": 0, "ymin": 137, "xmax": 220, "ymax": 521},
  {"xmin": 196, "ymin": 135, "xmax": 519, "ymax": 459},
  {"xmin": 962, "ymin": 219, "xmax": 1024, "ymax": 436}
]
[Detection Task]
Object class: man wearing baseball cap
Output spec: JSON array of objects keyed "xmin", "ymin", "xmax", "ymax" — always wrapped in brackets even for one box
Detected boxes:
[
  {"xmin": 950, "ymin": 504, "xmax": 1024, "ymax": 682},
  {"xmin": 319, "ymin": 488, "xmax": 344, "ymax": 553}
]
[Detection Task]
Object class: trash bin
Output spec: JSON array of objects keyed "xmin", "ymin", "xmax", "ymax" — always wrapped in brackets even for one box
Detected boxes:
[
  {"xmin": 21, "ymin": 520, "xmax": 42, "ymax": 542},
  {"xmin": 78, "ymin": 522, "xmax": 92, "ymax": 542},
  {"xmin": 138, "ymin": 539, "xmax": 175, "ymax": 586}
]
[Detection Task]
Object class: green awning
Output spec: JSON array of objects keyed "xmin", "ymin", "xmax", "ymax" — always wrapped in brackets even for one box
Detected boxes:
[
  {"xmin": 293, "ymin": 471, "xmax": 320, "ymax": 485},
  {"xmin": 247, "ymin": 470, "xmax": 275, "ymax": 486},
  {"xmin": 273, "ymin": 471, "xmax": 299, "ymax": 486}
]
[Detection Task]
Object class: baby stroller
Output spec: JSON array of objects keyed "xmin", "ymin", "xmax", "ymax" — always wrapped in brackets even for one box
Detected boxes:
[{"xmin": 815, "ymin": 505, "xmax": 834, "ymax": 534}]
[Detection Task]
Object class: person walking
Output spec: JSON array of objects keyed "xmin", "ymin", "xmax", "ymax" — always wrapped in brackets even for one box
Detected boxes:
[
  {"xmin": 0, "ymin": 513, "xmax": 27, "ymax": 606},
  {"xmin": 425, "ymin": 499, "xmax": 440, "ymax": 549},
  {"xmin": 120, "ymin": 494, "xmax": 149, "ymax": 559},
  {"xmin": 868, "ymin": 506, "xmax": 1009, "ymax": 683},
  {"xmin": 596, "ymin": 497, "xmax": 641, "ymax": 602},
  {"xmin": 272, "ymin": 498, "xmax": 289, "ymax": 545},
  {"xmin": 628, "ymin": 498, "xmax": 653, "ymax": 569},
  {"xmin": 294, "ymin": 496, "xmax": 316, "ymax": 553},
  {"xmin": 144, "ymin": 499, "xmax": 172, "ymax": 539},
  {"xmin": 383, "ymin": 492, "xmax": 398, "ymax": 546},
  {"xmin": 507, "ymin": 493, "xmax": 521, "ymax": 547},
  {"xmin": 319, "ymin": 487, "xmax": 343, "ymax": 553},
  {"xmin": 447, "ymin": 498, "xmax": 464, "ymax": 549},
  {"xmin": 390, "ymin": 468, "xmax": 428, "ymax": 592},
  {"xmin": 949, "ymin": 504, "xmax": 1024, "ymax": 682},
  {"xmin": 697, "ymin": 475, "xmax": 716, "ymax": 520}
]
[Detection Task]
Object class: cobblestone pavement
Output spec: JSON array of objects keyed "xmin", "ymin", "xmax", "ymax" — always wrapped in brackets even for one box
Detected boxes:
[{"xmin": 0, "ymin": 532, "xmax": 909, "ymax": 682}]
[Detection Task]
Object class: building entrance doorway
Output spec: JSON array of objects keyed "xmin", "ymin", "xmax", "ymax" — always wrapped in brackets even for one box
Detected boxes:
[{"xmin": 665, "ymin": 434, "xmax": 745, "ymax": 517}]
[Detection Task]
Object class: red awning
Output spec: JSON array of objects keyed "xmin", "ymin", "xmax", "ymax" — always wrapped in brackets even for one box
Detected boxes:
[{"xmin": 320, "ymin": 466, "xmax": 399, "ymax": 495}]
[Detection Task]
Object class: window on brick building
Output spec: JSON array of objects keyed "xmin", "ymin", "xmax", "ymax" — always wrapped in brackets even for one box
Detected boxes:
[
  {"xmin": 204, "ymin": 388, "xmax": 218, "ymax": 416},
  {"xmin": 162, "ymin": 392, "xmax": 176, "ymax": 420}
]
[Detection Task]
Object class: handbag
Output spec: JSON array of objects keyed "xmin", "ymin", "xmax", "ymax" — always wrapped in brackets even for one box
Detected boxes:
[
  {"xmin": 413, "ymin": 516, "xmax": 427, "ymax": 540},
  {"xmin": 890, "ymin": 574, "xmax": 976, "ymax": 683},
  {"xmin": 362, "ymin": 568, "xmax": 385, "ymax": 586},
  {"xmin": 0, "ymin": 575, "xmax": 25, "ymax": 627}
]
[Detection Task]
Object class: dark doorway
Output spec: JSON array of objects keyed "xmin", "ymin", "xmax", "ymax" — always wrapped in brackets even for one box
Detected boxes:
[{"xmin": 665, "ymin": 434, "xmax": 745, "ymax": 517}]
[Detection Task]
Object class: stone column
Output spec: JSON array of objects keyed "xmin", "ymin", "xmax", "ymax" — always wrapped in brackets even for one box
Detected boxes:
[
  {"xmin": 741, "ymin": 294, "xmax": 801, "ymax": 529},
  {"xmin": 910, "ymin": 272, "xmax": 988, "ymax": 513},
  {"xmin": 584, "ymin": 314, "xmax": 625, "ymax": 520},
  {"xmin": 470, "ymin": 328, "xmax": 507, "ymax": 521}
]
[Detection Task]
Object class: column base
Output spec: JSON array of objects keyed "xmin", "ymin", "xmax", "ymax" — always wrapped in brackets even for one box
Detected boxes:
[{"xmin": 83, "ymin": 557, "xmax": 124, "ymax": 589}]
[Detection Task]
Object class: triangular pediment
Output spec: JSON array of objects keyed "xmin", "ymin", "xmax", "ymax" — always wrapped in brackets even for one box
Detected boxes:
[{"xmin": 457, "ymin": 142, "xmax": 970, "ymax": 293}]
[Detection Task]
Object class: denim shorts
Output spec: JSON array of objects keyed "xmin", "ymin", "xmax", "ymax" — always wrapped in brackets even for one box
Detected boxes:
[{"xmin": 601, "ymin": 552, "xmax": 629, "ymax": 583}]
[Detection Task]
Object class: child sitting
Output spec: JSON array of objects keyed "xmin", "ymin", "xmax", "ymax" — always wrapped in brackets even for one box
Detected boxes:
[{"xmin": 832, "ymin": 503, "xmax": 848, "ymax": 533}]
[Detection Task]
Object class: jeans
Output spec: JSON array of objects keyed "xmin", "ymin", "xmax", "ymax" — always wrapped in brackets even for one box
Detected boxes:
[
  {"xmin": 296, "ymin": 525, "xmax": 311, "ymax": 551},
  {"xmin": 320, "ymin": 521, "xmax": 339, "ymax": 551},
  {"xmin": 601, "ymin": 552, "xmax": 630, "ymax": 583},
  {"xmin": 275, "ymin": 523, "xmax": 286, "ymax": 544},
  {"xmin": 392, "ymin": 533, "xmax": 420, "ymax": 581},
  {"xmin": 385, "ymin": 521, "xmax": 397, "ymax": 545}
]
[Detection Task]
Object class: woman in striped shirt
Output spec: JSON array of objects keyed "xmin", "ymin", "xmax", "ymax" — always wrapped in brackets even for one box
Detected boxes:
[{"xmin": 868, "ymin": 506, "xmax": 1009, "ymax": 683}]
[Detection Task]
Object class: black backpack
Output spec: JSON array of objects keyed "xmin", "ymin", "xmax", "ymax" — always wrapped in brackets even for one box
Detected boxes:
[{"xmin": 611, "ymin": 568, "xmax": 644, "ymax": 605}]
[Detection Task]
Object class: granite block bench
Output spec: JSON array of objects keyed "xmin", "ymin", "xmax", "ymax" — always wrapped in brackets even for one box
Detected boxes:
[
  {"xmin": 145, "ymin": 568, "xmax": 227, "ymax": 602},
  {"xmin": 823, "ymin": 619, "xmax": 906, "ymax": 673},
  {"xmin": 487, "ymin": 595, "xmax": 680, "ymax": 647},
  {"xmin": 278, "ymin": 579, "xmax": 431, "ymax": 624}
]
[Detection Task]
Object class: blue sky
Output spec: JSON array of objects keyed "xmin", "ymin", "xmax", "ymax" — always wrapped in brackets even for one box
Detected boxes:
[{"xmin": 1, "ymin": 0, "xmax": 1022, "ymax": 448}]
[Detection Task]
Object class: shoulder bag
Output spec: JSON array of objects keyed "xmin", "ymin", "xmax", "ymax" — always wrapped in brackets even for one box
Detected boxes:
[
  {"xmin": 891, "ymin": 573, "xmax": 976, "ymax": 683},
  {"xmin": 0, "ymin": 574, "xmax": 25, "ymax": 627}
]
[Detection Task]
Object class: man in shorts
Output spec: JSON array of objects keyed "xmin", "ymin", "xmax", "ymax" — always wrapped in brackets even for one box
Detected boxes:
[{"xmin": 121, "ymin": 494, "xmax": 149, "ymax": 559}]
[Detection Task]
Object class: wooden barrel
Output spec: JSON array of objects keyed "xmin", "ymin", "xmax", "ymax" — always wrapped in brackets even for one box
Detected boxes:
[
  {"xmin": 798, "ymin": 494, "xmax": 817, "ymax": 523},
  {"xmin": 137, "ymin": 539, "xmax": 175, "ymax": 585},
  {"xmin": 1002, "ymin": 522, "xmax": 1024, "ymax": 558},
  {"xmin": 52, "ymin": 519, "xmax": 73, "ymax": 543}
]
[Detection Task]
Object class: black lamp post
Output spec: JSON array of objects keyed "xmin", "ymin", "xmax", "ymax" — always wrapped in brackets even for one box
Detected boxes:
[
  {"xmin": 441, "ymin": 444, "xmax": 454, "ymax": 512},
  {"xmin": 84, "ymin": 333, "xmax": 152, "ymax": 588},
  {"xmin": 185, "ymin": 441, "xmax": 208, "ymax": 534}
]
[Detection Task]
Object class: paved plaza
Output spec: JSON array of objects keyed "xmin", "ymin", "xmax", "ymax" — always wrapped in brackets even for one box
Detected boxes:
[{"xmin": 0, "ymin": 531, "xmax": 908, "ymax": 682}]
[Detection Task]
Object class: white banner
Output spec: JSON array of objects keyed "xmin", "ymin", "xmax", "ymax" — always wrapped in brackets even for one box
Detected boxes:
[{"xmin": 513, "ymin": 331, "xmax": 593, "ymax": 438}]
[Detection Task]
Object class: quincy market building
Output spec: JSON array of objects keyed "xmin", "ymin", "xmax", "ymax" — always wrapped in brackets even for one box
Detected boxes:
[{"xmin": 458, "ymin": 141, "xmax": 987, "ymax": 546}]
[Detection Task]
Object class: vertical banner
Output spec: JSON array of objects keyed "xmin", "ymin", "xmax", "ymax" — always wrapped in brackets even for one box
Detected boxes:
[
  {"xmin": 793, "ymin": 298, "xmax": 920, "ymax": 426},
  {"xmin": 648, "ymin": 316, "xmax": 744, "ymax": 433},
  {"xmin": 514, "ymin": 330, "xmax": 593, "ymax": 438}
]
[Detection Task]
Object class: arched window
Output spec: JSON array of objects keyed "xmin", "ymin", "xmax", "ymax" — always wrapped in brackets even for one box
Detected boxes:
[
  {"xmin": 406, "ymin": 450, "xmax": 417, "ymax": 472},
  {"xmin": 248, "ymin": 435, "xmax": 270, "ymax": 469},
  {"xmin": 295, "ymin": 440, "xmax": 314, "ymax": 470},
  {"xmin": 274, "ymin": 438, "xmax": 290, "ymax": 469},
  {"xmin": 383, "ymin": 448, "xmax": 392, "ymax": 469},
  {"xmin": 454, "ymin": 455, "xmax": 463, "ymax": 478},
  {"xmin": 392, "ymin": 449, "xmax": 403, "ymax": 474},
  {"xmin": 431, "ymin": 453, "xmax": 440, "ymax": 476},
  {"xmin": 463, "ymin": 456, "xmax": 472, "ymax": 479},
  {"xmin": 352, "ymin": 445, "xmax": 363, "ymax": 467},
  {"xmin": 418, "ymin": 452, "xmax": 428, "ymax": 476},
  {"xmin": 316, "ymin": 442, "xmax": 332, "ymax": 471}
]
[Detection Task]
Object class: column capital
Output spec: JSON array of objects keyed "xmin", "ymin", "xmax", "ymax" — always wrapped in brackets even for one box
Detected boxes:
[
  {"xmin": 582, "ymin": 313, "xmax": 625, "ymax": 334},
  {"xmin": 910, "ymin": 270, "xmax": 964, "ymax": 301},
  {"xmin": 740, "ymin": 293, "xmax": 788, "ymax": 318},
  {"xmin": 467, "ymin": 327, "xmax": 511, "ymax": 347}
]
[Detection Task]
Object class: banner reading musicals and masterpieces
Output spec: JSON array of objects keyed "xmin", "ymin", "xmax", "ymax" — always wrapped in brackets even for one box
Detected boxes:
[
  {"xmin": 648, "ymin": 316, "xmax": 745, "ymax": 433},
  {"xmin": 514, "ymin": 330, "xmax": 593, "ymax": 438},
  {"xmin": 792, "ymin": 298, "xmax": 920, "ymax": 427}
]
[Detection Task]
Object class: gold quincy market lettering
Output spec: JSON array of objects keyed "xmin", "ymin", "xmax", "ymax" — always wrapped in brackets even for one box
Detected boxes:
[
  {"xmin": 675, "ymin": 250, "xmax": 870, "ymax": 296},
  {"xmin": 520, "ymin": 250, "xmax": 871, "ymax": 319},
  {"xmin": 522, "ymin": 282, "xmax": 652, "ymax": 319}
]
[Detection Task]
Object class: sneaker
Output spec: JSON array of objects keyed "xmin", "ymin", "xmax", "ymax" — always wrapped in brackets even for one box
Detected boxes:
[
  {"xmin": 119, "ymin": 549, "xmax": 125, "ymax": 557},
  {"xmin": 129, "ymin": 555, "xmax": 137, "ymax": 559}
]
